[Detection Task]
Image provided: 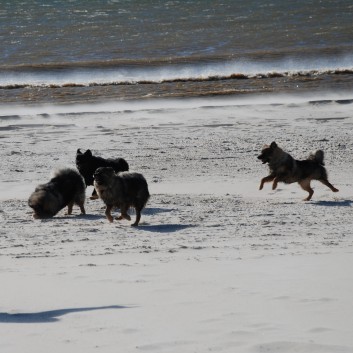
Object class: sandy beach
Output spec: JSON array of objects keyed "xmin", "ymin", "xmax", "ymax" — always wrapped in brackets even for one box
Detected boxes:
[{"xmin": 1, "ymin": 93, "xmax": 353, "ymax": 352}]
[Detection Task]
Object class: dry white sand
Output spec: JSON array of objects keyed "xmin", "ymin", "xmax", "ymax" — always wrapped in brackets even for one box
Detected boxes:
[{"xmin": 1, "ymin": 93, "xmax": 353, "ymax": 352}]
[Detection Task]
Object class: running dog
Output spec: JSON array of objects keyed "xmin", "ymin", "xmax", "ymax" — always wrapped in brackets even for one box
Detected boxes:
[
  {"xmin": 257, "ymin": 141, "xmax": 339, "ymax": 201},
  {"xmin": 28, "ymin": 168, "xmax": 86, "ymax": 218},
  {"xmin": 93, "ymin": 167, "xmax": 150, "ymax": 226},
  {"xmin": 76, "ymin": 149, "xmax": 129, "ymax": 199}
]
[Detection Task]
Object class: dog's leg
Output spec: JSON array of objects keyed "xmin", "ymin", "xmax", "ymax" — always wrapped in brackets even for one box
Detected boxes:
[
  {"xmin": 299, "ymin": 179, "xmax": 314, "ymax": 201},
  {"xmin": 90, "ymin": 188, "xmax": 99, "ymax": 200},
  {"xmin": 105, "ymin": 205, "xmax": 114, "ymax": 222},
  {"xmin": 66, "ymin": 201, "xmax": 74, "ymax": 215},
  {"xmin": 116, "ymin": 205, "xmax": 131, "ymax": 221},
  {"xmin": 259, "ymin": 175, "xmax": 275, "ymax": 190},
  {"xmin": 319, "ymin": 179, "xmax": 339, "ymax": 193},
  {"xmin": 272, "ymin": 177, "xmax": 279, "ymax": 190},
  {"xmin": 131, "ymin": 208, "xmax": 141, "ymax": 227},
  {"xmin": 79, "ymin": 202, "xmax": 86, "ymax": 215}
]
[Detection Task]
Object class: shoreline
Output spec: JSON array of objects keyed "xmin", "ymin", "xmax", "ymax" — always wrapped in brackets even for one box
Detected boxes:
[{"xmin": 1, "ymin": 89, "xmax": 353, "ymax": 114}]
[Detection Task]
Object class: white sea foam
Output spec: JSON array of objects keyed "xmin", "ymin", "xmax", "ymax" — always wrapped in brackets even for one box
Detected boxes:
[{"xmin": 1, "ymin": 55, "xmax": 353, "ymax": 87}]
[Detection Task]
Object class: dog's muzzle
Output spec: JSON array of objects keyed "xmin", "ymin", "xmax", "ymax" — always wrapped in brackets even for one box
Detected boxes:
[
  {"xmin": 257, "ymin": 155, "xmax": 268, "ymax": 164},
  {"xmin": 257, "ymin": 154, "xmax": 266, "ymax": 164}
]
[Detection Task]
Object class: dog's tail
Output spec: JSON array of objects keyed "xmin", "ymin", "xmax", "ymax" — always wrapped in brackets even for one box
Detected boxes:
[{"xmin": 308, "ymin": 150, "xmax": 325, "ymax": 166}]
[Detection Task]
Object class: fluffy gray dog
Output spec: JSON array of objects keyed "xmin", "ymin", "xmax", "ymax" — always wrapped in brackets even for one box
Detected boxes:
[
  {"xmin": 93, "ymin": 167, "xmax": 150, "ymax": 226},
  {"xmin": 28, "ymin": 168, "xmax": 86, "ymax": 218}
]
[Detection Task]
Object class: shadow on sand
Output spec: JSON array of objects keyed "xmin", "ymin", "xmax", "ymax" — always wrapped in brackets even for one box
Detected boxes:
[
  {"xmin": 39, "ymin": 214, "xmax": 105, "ymax": 222},
  {"xmin": 142, "ymin": 207, "xmax": 176, "ymax": 216},
  {"xmin": 0, "ymin": 305, "xmax": 130, "ymax": 324},
  {"xmin": 312, "ymin": 199, "xmax": 353, "ymax": 207},
  {"xmin": 138, "ymin": 224, "xmax": 194, "ymax": 233},
  {"xmin": 75, "ymin": 213, "xmax": 105, "ymax": 220}
]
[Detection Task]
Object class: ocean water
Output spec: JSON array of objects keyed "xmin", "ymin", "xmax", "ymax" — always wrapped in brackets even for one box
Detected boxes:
[{"xmin": 1, "ymin": 0, "xmax": 352, "ymax": 104}]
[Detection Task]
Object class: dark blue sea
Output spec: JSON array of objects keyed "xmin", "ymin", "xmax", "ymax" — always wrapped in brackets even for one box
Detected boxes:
[{"xmin": 1, "ymin": 0, "xmax": 352, "ymax": 104}]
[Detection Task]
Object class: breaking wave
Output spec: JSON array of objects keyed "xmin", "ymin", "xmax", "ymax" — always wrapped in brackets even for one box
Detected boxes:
[{"xmin": 1, "ymin": 57, "xmax": 352, "ymax": 89}]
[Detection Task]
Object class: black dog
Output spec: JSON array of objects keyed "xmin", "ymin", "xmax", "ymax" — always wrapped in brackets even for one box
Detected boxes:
[
  {"xmin": 28, "ymin": 168, "xmax": 86, "ymax": 218},
  {"xmin": 76, "ymin": 149, "xmax": 129, "ymax": 199}
]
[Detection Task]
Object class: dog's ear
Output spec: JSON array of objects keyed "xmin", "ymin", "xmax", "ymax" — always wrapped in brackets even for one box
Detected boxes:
[
  {"xmin": 270, "ymin": 142, "xmax": 277, "ymax": 149},
  {"xmin": 77, "ymin": 149, "xmax": 82, "ymax": 154},
  {"xmin": 84, "ymin": 149, "xmax": 92, "ymax": 157}
]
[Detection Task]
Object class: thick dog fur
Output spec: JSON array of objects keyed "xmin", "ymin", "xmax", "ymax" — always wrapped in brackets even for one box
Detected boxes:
[
  {"xmin": 76, "ymin": 149, "xmax": 129, "ymax": 199},
  {"xmin": 93, "ymin": 167, "xmax": 150, "ymax": 226},
  {"xmin": 28, "ymin": 168, "xmax": 86, "ymax": 218},
  {"xmin": 257, "ymin": 141, "xmax": 339, "ymax": 201}
]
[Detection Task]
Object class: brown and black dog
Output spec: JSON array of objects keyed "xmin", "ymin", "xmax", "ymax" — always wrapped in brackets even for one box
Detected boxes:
[
  {"xmin": 258, "ymin": 141, "xmax": 339, "ymax": 201},
  {"xmin": 93, "ymin": 167, "xmax": 150, "ymax": 226}
]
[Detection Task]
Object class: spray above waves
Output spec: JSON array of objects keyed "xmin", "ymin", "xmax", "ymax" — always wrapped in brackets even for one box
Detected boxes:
[{"xmin": 1, "ymin": 57, "xmax": 352, "ymax": 89}]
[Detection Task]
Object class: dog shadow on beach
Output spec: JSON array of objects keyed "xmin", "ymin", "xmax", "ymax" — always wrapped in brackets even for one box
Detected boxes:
[
  {"xmin": 67, "ymin": 213, "xmax": 104, "ymax": 221},
  {"xmin": 36, "ymin": 213, "xmax": 105, "ymax": 221},
  {"xmin": 30, "ymin": 207, "xmax": 193, "ymax": 231},
  {"xmin": 143, "ymin": 207, "xmax": 176, "ymax": 215},
  {"xmin": 70, "ymin": 207, "xmax": 175, "ymax": 221},
  {"xmin": 311, "ymin": 199, "xmax": 353, "ymax": 207},
  {"xmin": 138, "ymin": 224, "xmax": 194, "ymax": 233},
  {"xmin": 0, "ymin": 305, "xmax": 131, "ymax": 324}
]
